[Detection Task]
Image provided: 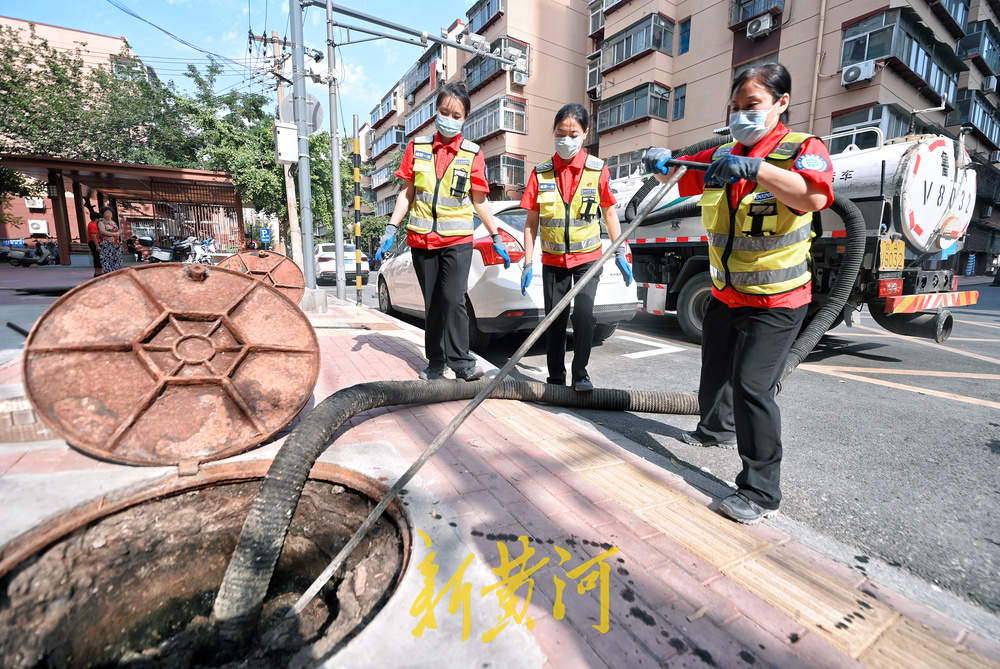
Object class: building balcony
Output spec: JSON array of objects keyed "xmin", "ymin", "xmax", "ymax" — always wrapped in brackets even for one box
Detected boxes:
[
  {"xmin": 947, "ymin": 89, "xmax": 1000, "ymax": 149},
  {"xmin": 958, "ymin": 21, "xmax": 1000, "ymax": 77},
  {"xmin": 925, "ymin": 0, "xmax": 968, "ymax": 39},
  {"xmin": 729, "ymin": 0, "xmax": 783, "ymax": 29}
]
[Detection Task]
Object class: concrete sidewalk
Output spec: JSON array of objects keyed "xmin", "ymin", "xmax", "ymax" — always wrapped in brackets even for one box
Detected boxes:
[{"xmin": 1, "ymin": 292, "xmax": 999, "ymax": 667}]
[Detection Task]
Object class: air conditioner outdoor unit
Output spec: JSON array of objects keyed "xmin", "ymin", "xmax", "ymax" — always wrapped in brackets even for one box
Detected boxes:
[
  {"xmin": 28, "ymin": 220, "xmax": 49, "ymax": 235},
  {"xmin": 24, "ymin": 197, "xmax": 44, "ymax": 210},
  {"xmin": 841, "ymin": 60, "xmax": 877, "ymax": 87},
  {"xmin": 588, "ymin": 83, "xmax": 602, "ymax": 99},
  {"xmin": 512, "ymin": 70, "xmax": 528, "ymax": 86},
  {"xmin": 406, "ymin": 93, "xmax": 415, "ymax": 105},
  {"xmin": 990, "ymin": 149, "xmax": 1000, "ymax": 163},
  {"xmin": 746, "ymin": 14, "xmax": 773, "ymax": 40},
  {"xmin": 986, "ymin": 75, "xmax": 998, "ymax": 92}
]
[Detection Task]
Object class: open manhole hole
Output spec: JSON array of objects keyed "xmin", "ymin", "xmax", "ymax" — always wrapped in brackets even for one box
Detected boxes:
[{"xmin": 0, "ymin": 464, "xmax": 409, "ymax": 668}]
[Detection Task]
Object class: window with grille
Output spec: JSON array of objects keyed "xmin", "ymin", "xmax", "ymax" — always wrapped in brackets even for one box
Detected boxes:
[
  {"xmin": 602, "ymin": 14, "xmax": 674, "ymax": 71},
  {"xmin": 597, "ymin": 83, "xmax": 670, "ymax": 132},
  {"xmin": 370, "ymin": 91, "xmax": 397, "ymax": 126},
  {"xmin": 605, "ymin": 151, "xmax": 644, "ymax": 179},
  {"xmin": 465, "ymin": 36, "xmax": 528, "ymax": 91},
  {"xmin": 464, "ymin": 96, "xmax": 527, "ymax": 141},
  {"xmin": 372, "ymin": 126, "xmax": 405, "ymax": 157},
  {"xmin": 467, "ymin": 0, "xmax": 504, "ymax": 33},
  {"xmin": 376, "ymin": 197, "xmax": 395, "ymax": 216},
  {"xmin": 829, "ymin": 104, "xmax": 916, "ymax": 153},
  {"xmin": 371, "ymin": 167, "xmax": 392, "ymax": 189},
  {"xmin": 405, "ymin": 96, "xmax": 436, "ymax": 136},
  {"xmin": 589, "ymin": 1, "xmax": 604, "ymax": 33},
  {"xmin": 587, "ymin": 53, "xmax": 602, "ymax": 91},
  {"xmin": 485, "ymin": 154, "xmax": 526, "ymax": 186}
]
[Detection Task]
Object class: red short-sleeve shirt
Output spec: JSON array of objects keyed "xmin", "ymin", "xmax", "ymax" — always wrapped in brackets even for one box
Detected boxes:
[
  {"xmin": 519, "ymin": 150, "xmax": 618, "ymax": 268},
  {"xmin": 395, "ymin": 132, "xmax": 489, "ymax": 250},
  {"xmin": 676, "ymin": 122, "xmax": 833, "ymax": 309}
]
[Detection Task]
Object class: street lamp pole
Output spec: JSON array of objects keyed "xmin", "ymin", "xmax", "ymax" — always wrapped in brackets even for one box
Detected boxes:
[
  {"xmin": 325, "ymin": 0, "xmax": 347, "ymax": 299},
  {"xmin": 290, "ymin": 0, "xmax": 317, "ymax": 290}
]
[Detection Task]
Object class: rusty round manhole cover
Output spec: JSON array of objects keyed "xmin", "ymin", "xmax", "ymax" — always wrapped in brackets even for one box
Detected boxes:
[
  {"xmin": 216, "ymin": 251, "xmax": 305, "ymax": 304},
  {"xmin": 22, "ymin": 264, "xmax": 320, "ymax": 466}
]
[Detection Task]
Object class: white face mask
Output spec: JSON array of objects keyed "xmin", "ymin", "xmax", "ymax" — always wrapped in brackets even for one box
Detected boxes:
[
  {"xmin": 435, "ymin": 114, "xmax": 463, "ymax": 138},
  {"xmin": 728, "ymin": 100, "xmax": 782, "ymax": 146},
  {"xmin": 554, "ymin": 135, "xmax": 583, "ymax": 160}
]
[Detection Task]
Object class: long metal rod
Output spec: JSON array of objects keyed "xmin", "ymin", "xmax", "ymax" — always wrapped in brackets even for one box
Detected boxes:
[
  {"xmin": 329, "ymin": 20, "xmax": 426, "ymax": 48},
  {"xmin": 304, "ymin": 0, "xmax": 516, "ymax": 65},
  {"xmin": 290, "ymin": 0, "xmax": 316, "ymax": 288},
  {"xmin": 288, "ymin": 167, "xmax": 689, "ymax": 617},
  {"xmin": 327, "ymin": 0, "xmax": 346, "ymax": 299}
]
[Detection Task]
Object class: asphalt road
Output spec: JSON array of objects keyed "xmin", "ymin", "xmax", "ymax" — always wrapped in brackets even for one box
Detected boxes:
[{"xmin": 352, "ymin": 274, "xmax": 1000, "ymax": 617}]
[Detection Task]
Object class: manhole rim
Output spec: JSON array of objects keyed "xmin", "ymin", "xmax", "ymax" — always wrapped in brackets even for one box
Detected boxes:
[{"xmin": 0, "ymin": 460, "xmax": 411, "ymax": 581}]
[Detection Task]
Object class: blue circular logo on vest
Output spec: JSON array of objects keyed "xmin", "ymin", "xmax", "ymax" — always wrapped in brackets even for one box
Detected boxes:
[{"xmin": 794, "ymin": 153, "xmax": 830, "ymax": 172}]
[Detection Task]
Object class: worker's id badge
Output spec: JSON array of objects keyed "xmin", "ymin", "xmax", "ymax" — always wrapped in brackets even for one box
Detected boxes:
[{"xmin": 450, "ymin": 168, "xmax": 469, "ymax": 198}]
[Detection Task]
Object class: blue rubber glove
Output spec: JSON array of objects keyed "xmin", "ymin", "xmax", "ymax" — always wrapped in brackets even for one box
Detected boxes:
[
  {"xmin": 521, "ymin": 263, "xmax": 533, "ymax": 295},
  {"xmin": 704, "ymin": 155, "xmax": 764, "ymax": 187},
  {"xmin": 642, "ymin": 148, "xmax": 673, "ymax": 175},
  {"xmin": 492, "ymin": 233, "xmax": 511, "ymax": 269},
  {"xmin": 374, "ymin": 224, "xmax": 397, "ymax": 261},
  {"xmin": 615, "ymin": 247, "xmax": 633, "ymax": 287}
]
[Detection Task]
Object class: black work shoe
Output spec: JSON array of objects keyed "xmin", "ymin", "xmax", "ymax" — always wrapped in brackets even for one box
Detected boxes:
[
  {"xmin": 718, "ymin": 492, "xmax": 778, "ymax": 525},
  {"xmin": 418, "ymin": 366, "xmax": 446, "ymax": 380},
  {"xmin": 454, "ymin": 366, "xmax": 484, "ymax": 381},
  {"xmin": 546, "ymin": 377, "xmax": 566, "ymax": 386},
  {"xmin": 573, "ymin": 376, "xmax": 594, "ymax": 392},
  {"xmin": 677, "ymin": 430, "xmax": 737, "ymax": 449}
]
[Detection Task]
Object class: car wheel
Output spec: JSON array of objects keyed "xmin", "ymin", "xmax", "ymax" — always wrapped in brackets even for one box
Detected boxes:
[
  {"xmin": 378, "ymin": 277, "xmax": 395, "ymax": 315},
  {"xmin": 593, "ymin": 322, "xmax": 618, "ymax": 343},
  {"xmin": 676, "ymin": 273, "xmax": 713, "ymax": 344},
  {"xmin": 9, "ymin": 259, "xmax": 20, "ymax": 267},
  {"xmin": 466, "ymin": 299, "xmax": 491, "ymax": 352}
]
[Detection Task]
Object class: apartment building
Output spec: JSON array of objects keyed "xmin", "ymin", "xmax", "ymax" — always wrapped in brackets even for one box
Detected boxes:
[{"xmin": 363, "ymin": 1, "xmax": 1000, "ymax": 273}]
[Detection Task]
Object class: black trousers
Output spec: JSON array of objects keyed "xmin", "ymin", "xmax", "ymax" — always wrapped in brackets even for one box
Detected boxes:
[
  {"xmin": 698, "ymin": 297, "xmax": 806, "ymax": 509},
  {"xmin": 542, "ymin": 262, "xmax": 599, "ymax": 384},
  {"xmin": 411, "ymin": 244, "xmax": 476, "ymax": 372},
  {"xmin": 88, "ymin": 241, "xmax": 102, "ymax": 272}
]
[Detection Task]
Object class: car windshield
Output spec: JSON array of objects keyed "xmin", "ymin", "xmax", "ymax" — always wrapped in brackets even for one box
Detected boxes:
[{"xmin": 475, "ymin": 208, "xmax": 529, "ymax": 233}]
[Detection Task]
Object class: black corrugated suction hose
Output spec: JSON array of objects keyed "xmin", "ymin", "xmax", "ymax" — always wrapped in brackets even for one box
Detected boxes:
[
  {"xmin": 212, "ymin": 195, "xmax": 866, "ymax": 645},
  {"xmin": 211, "ymin": 379, "xmax": 698, "ymax": 641}
]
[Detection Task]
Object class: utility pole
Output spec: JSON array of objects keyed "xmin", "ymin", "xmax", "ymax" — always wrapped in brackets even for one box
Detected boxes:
[
  {"xmin": 325, "ymin": 0, "xmax": 347, "ymax": 300},
  {"xmin": 249, "ymin": 30, "xmax": 298, "ymax": 260},
  {"xmin": 290, "ymin": 0, "xmax": 317, "ymax": 290}
]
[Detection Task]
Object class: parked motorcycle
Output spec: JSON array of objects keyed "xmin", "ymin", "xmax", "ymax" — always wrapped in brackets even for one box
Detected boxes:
[
  {"xmin": 8, "ymin": 241, "xmax": 57, "ymax": 267},
  {"xmin": 143, "ymin": 236, "xmax": 215, "ymax": 264}
]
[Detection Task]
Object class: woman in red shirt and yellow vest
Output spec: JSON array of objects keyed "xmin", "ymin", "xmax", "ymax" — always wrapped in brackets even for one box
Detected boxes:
[
  {"xmin": 374, "ymin": 83, "xmax": 510, "ymax": 381},
  {"xmin": 520, "ymin": 104, "xmax": 631, "ymax": 393},
  {"xmin": 646, "ymin": 64, "xmax": 834, "ymax": 524}
]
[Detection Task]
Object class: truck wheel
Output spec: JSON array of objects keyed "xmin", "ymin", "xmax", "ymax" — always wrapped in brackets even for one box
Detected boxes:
[
  {"xmin": 593, "ymin": 322, "xmax": 618, "ymax": 343},
  {"xmin": 676, "ymin": 274, "xmax": 713, "ymax": 344}
]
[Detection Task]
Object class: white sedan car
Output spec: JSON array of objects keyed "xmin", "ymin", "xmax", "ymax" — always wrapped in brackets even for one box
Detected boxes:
[
  {"xmin": 376, "ymin": 201, "xmax": 639, "ymax": 349},
  {"xmin": 315, "ymin": 243, "xmax": 370, "ymax": 285}
]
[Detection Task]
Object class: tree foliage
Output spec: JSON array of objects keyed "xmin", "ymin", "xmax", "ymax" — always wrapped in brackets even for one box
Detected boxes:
[{"xmin": 0, "ymin": 23, "xmax": 356, "ymax": 232}]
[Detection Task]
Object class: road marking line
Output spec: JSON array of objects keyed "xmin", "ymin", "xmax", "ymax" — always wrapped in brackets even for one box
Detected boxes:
[
  {"xmin": 953, "ymin": 318, "xmax": 1000, "ymax": 330},
  {"xmin": 616, "ymin": 335, "xmax": 687, "ymax": 358},
  {"xmin": 799, "ymin": 365, "xmax": 1000, "ymax": 409},
  {"xmin": 803, "ymin": 365, "xmax": 1000, "ymax": 380},
  {"xmin": 618, "ymin": 329, "xmax": 699, "ymax": 349},
  {"xmin": 855, "ymin": 325, "xmax": 1000, "ymax": 366}
]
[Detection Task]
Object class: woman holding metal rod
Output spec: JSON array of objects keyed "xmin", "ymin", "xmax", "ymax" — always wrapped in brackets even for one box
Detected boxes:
[
  {"xmin": 520, "ymin": 103, "xmax": 631, "ymax": 392},
  {"xmin": 373, "ymin": 83, "xmax": 510, "ymax": 381},
  {"xmin": 644, "ymin": 63, "xmax": 834, "ymax": 524}
]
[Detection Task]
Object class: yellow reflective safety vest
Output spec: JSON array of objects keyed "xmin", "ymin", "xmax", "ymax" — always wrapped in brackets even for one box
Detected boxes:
[
  {"xmin": 698, "ymin": 131, "xmax": 817, "ymax": 295},
  {"xmin": 407, "ymin": 136, "xmax": 479, "ymax": 237},
  {"xmin": 536, "ymin": 154, "xmax": 604, "ymax": 256}
]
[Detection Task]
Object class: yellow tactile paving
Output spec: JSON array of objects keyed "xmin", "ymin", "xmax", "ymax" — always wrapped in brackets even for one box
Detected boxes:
[
  {"xmin": 473, "ymin": 396, "xmax": 998, "ymax": 667},
  {"xmin": 727, "ymin": 548, "xmax": 898, "ymax": 658},
  {"xmin": 638, "ymin": 500, "xmax": 772, "ymax": 569},
  {"xmin": 578, "ymin": 463, "xmax": 686, "ymax": 510},
  {"xmin": 859, "ymin": 617, "xmax": 1000, "ymax": 668}
]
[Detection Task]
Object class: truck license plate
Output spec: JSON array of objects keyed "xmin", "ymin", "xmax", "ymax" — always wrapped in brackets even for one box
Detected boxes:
[{"xmin": 879, "ymin": 239, "xmax": 905, "ymax": 271}]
